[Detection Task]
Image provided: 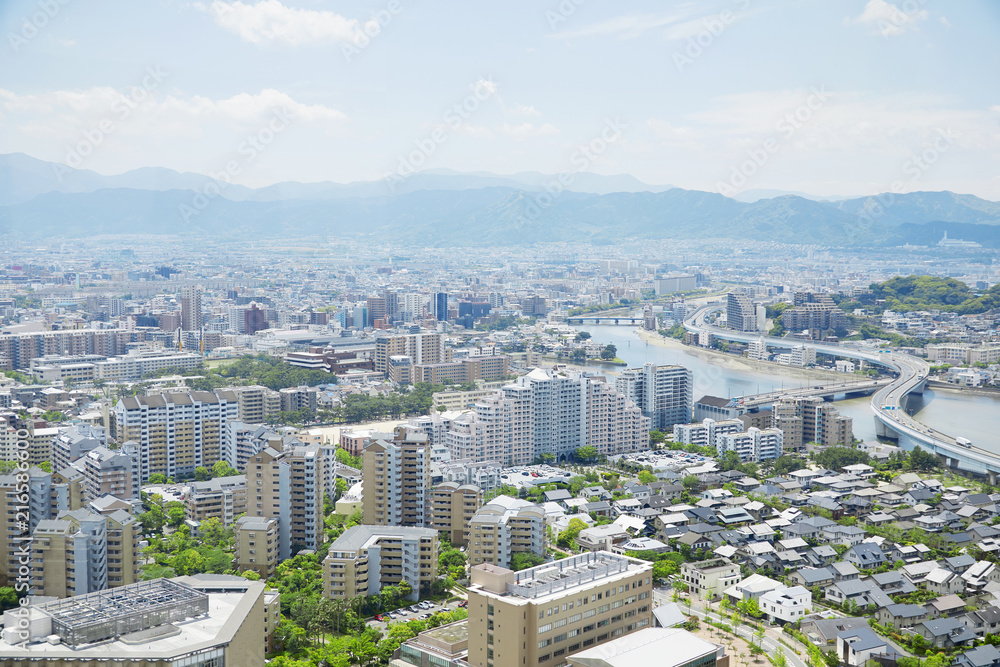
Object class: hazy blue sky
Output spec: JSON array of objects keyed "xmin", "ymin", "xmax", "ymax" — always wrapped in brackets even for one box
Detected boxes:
[{"xmin": 2, "ymin": 0, "xmax": 998, "ymax": 198}]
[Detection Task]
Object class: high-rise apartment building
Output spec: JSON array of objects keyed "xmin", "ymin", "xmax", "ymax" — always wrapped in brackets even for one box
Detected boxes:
[
  {"xmin": 113, "ymin": 390, "xmax": 239, "ymax": 481},
  {"xmin": 726, "ymin": 292, "xmax": 758, "ymax": 332},
  {"xmin": 782, "ymin": 292, "xmax": 848, "ymax": 336},
  {"xmin": 181, "ymin": 286, "xmax": 204, "ymax": 331},
  {"xmin": 227, "ymin": 385, "xmax": 282, "ymax": 423},
  {"xmin": 615, "ymin": 363, "xmax": 693, "ymax": 431},
  {"xmin": 244, "ymin": 302, "xmax": 268, "ymax": 335},
  {"xmin": 715, "ymin": 427, "xmax": 783, "ymax": 462},
  {"xmin": 245, "ymin": 444, "xmax": 325, "ymax": 561},
  {"xmin": 773, "ymin": 396, "xmax": 853, "ymax": 449},
  {"xmin": 467, "ymin": 496, "xmax": 545, "ymax": 569},
  {"xmin": 375, "ymin": 333, "xmax": 448, "ymax": 375},
  {"xmin": 323, "ymin": 525, "xmax": 438, "ymax": 601},
  {"xmin": 30, "ymin": 508, "xmax": 139, "ymax": 597},
  {"xmin": 429, "ymin": 482, "xmax": 483, "ymax": 547},
  {"xmin": 78, "ymin": 443, "xmax": 141, "ymax": 501},
  {"xmin": 234, "ymin": 515, "xmax": 279, "ymax": 578},
  {"xmin": 466, "ymin": 551, "xmax": 654, "ymax": 667},
  {"xmin": 186, "ymin": 475, "xmax": 248, "ymax": 526},
  {"xmin": 362, "ymin": 429, "xmax": 431, "ymax": 527}
]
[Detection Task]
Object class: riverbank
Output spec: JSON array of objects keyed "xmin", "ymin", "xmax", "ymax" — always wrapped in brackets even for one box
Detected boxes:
[
  {"xmin": 635, "ymin": 329, "xmax": 856, "ymax": 383},
  {"xmin": 927, "ymin": 379, "xmax": 1000, "ymax": 398}
]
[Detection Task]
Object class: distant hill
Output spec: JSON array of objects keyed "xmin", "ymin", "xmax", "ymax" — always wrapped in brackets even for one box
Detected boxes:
[
  {"xmin": 861, "ymin": 275, "xmax": 1000, "ymax": 314},
  {"xmin": 2, "ymin": 153, "xmax": 999, "ymax": 246}
]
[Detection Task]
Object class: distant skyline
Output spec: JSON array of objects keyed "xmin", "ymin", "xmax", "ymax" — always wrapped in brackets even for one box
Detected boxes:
[{"xmin": 2, "ymin": 0, "xmax": 999, "ymax": 199}]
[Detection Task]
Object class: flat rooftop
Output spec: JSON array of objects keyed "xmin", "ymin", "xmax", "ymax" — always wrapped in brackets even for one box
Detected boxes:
[{"xmin": 472, "ymin": 552, "xmax": 651, "ymax": 602}]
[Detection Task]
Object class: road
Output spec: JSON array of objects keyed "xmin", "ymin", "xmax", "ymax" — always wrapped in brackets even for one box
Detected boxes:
[
  {"xmin": 653, "ymin": 588, "xmax": 807, "ymax": 667},
  {"xmin": 682, "ymin": 302, "xmax": 1000, "ymax": 474}
]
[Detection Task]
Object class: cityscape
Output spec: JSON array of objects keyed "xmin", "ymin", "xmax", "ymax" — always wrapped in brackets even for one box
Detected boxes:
[{"xmin": 2, "ymin": 2, "xmax": 1000, "ymax": 667}]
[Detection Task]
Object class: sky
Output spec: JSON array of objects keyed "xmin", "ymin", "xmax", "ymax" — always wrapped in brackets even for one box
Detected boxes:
[{"xmin": 1, "ymin": 0, "xmax": 999, "ymax": 199}]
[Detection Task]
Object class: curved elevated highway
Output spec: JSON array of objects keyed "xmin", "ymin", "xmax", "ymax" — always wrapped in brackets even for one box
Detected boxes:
[{"xmin": 683, "ymin": 303, "xmax": 1000, "ymax": 481}]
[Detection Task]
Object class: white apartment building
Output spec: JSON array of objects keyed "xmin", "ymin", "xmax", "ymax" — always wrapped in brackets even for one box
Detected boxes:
[
  {"xmin": 615, "ymin": 363, "xmax": 693, "ymax": 431},
  {"xmin": 97, "ymin": 349, "xmax": 203, "ymax": 382},
  {"xmin": 716, "ymin": 427, "xmax": 783, "ymax": 463},
  {"xmin": 467, "ymin": 495, "xmax": 545, "ymax": 569},
  {"xmin": 673, "ymin": 418, "xmax": 743, "ymax": 448}
]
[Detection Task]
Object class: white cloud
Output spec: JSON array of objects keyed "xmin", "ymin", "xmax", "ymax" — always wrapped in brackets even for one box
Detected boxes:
[
  {"xmin": 498, "ymin": 122, "xmax": 559, "ymax": 140},
  {"xmin": 199, "ymin": 0, "xmax": 373, "ymax": 46},
  {"xmin": 550, "ymin": 11, "xmax": 694, "ymax": 41},
  {"xmin": 510, "ymin": 104, "xmax": 540, "ymax": 117},
  {"xmin": 0, "ymin": 86, "xmax": 347, "ymax": 141},
  {"xmin": 846, "ymin": 0, "xmax": 928, "ymax": 37}
]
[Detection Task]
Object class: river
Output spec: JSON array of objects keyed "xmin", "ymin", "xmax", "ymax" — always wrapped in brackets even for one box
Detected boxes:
[{"xmin": 572, "ymin": 324, "xmax": 1000, "ymax": 452}]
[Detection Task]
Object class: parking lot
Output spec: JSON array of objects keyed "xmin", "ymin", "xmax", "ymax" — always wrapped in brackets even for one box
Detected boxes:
[{"xmin": 366, "ymin": 598, "xmax": 467, "ymax": 631}]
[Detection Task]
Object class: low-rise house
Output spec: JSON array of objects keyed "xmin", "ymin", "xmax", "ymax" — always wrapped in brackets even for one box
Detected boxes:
[
  {"xmin": 927, "ymin": 594, "xmax": 967, "ymax": 618},
  {"xmin": 801, "ymin": 616, "xmax": 869, "ymax": 646},
  {"xmin": 926, "ymin": 567, "xmax": 965, "ymax": 595},
  {"xmin": 844, "ymin": 543, "xmax": 886, "ymax": 570},
  {"xmin": 963, "ymin": 561, "xmax": 1000, "ymax": 593},
  {"xmin": 876, "ymin": 603, "xmax": 927, "ymax": 630},
  {"xmin": 759, "ymin": 585, "xmax": 811, "ymax": 624},
  {"xmin": 963, "ymin": 607, "xmax": 1000, "ymax": 639},
  {"xmin": 831, "ymin": 561, "xmax": 860, "ymax": 582},
  {"xmin": 717, "ymin": 507, "xmax": 754, "ymax": 525},
  {"xmin": 678, "ymin": 531, "xmax": 712, "ymax": 552},
  {"xmin": 583, "ymin": 500, "xmax": 614, "ymax": 517},
  {"xmin": 943, "ymin": 555, "xmax": 977, "ymax": 574},
  {"xmin": 836, "ymin": 627, "xmax": 900, "ymax": 667},
  {"xmin": 777, "ymin": 537, "xmax": 809, "ymax": 553},
  {"xmin": 868, "ymin": 571, "xmax": 917, "ymax": 596},
  {"xmin": 576, "ymin": 524, "xmax": 629, "ymax": 552},
  {"xmin": 956, "ymin": 644, "xmax": 1000, "ymax": 667},
  {"xmin": 805, "ymin": 545, "xmax": 838, "ymax": 567},
  {"xmin": 915, "ymin": 617, "xmax": 977, "ymax": 648},
  {"xmin": 825, "ymin": 579, "xmax": 892, "ymax": 608},
  {"xmin": 902, "ymin": 560, "xmax": 939, "ymax": 584},
  {"xmin": 823, "ymin": 524, "xmax": 867, "ymax": 547},
  {"xmin": 790, "ymin": 567, "xmax": 835, "ymax": 589},
  {"xmin": 724, "ymin": 573, "xmax": 784, "ymax": 603},
  {"xmin": 783, "ymin": 515, "xmax": 836, "ymax": 540}
]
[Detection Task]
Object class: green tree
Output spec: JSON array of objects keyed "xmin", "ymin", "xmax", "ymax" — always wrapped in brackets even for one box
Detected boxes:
[
  {"xmin": 510, "ymin": 552, "xmax": 545, "ymax": 571},
  {"xmin": 600, "ymin": 344, "xmax": 618, "ymax": 360},
  {"xmin": 194, "ymin": 466, "xmax": 212, "ymax": 481},
  {"xmin": 212, "ymin": 460, "xmax": 239, "ymax": 478},
  {"xmin": 557, "ymin": 518, "xmax": 588, "ymax": 549},
  {"xmin": 637, "ymin": 470, "xmax": 657, "ymax": 485},
  {"xmin": 147, "ymin": 473, "xmax": 167, "ymax": 484},
  {"xmin": 574, "ymin": 446, "xmax": 601, "ymax": 463}
]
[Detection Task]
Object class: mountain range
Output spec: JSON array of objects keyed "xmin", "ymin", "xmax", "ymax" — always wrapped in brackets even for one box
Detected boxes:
[{"xmin": 2, "ymin": 153, "xmax": 999, "ymax": 247}]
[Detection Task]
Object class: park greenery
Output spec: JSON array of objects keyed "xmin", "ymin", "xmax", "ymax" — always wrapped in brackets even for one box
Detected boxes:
[{"xmin": 861, "ymin": 275, "xmax": 1000, "ymax": 314}]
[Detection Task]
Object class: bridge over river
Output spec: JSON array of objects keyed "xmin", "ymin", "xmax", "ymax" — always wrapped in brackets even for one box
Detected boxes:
[{"xmin": 684, "ymin": 303, "xmax": 1000, "ymax": 482}]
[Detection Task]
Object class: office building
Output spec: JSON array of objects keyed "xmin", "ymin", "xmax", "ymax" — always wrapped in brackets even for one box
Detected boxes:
[
  {"xmin": 323, "ymin": 525, "xmax": 438, "ymax": 601},
  {"xmin": 181, "ymin": 286, "xmax": 204, "ymax": 331},
  {"xmin": 235, "ymin": 515, "xmax": 279, "ymax": 579},
  {"xmin": 467, "ymin": 495, "xmax": 545, "ymax": 569},
  {"xmin": 113, "ymin": 389, "xmax": 239, "ymax": 481},
  {"xmin": 466, "ymin": 551, "xmax": 654, "ymax": 667},
  {"xmin": 567, "ymin": 627, "xmax": 727, "ymax": 667},
  {"xmin": 654, "ymin": 275, "xmax": 698, "ymax": 295},
  {"xmin": 615, "ymin": 363, "xmax": 693, "ymax": 431},
  {"xmin": 0, "ymin": 577, "xmax": 267, "ymax": 667},
  {"xmin": 246, "ymin": 444, "xmax": 325, "ymax": 560},
  {"xmin": 435, "ymin": 292, "xmax": 449, "ymax": 321},
  {"xmin": 395, "ymin": 620, "xmax": 471, "ymax": 666},
  {"xmin": 362, "ymin": 428, "xmax": 431, "ymax": 527},
  {"xmin": 726, "ymin": 292, "xmax": 759, "ymax": 332},
  {"xmin": 400, "ymin": 355, "xmax": 509, "ymax": 385},
  {"xmin": 429, "ymin": 481, "xmax": 483, "ymax": 547},
  {"xmin": 521, "ymin": 295, "xmax": 548, "ymax": 316}
]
